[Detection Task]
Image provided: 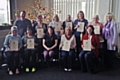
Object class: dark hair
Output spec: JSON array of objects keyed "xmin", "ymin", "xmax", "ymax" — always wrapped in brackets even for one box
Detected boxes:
[
  {"xmin": 37, "ymin": 15, "xmax": 42, "ymax": 18},
  {"xmin": 48, "ymin": 26, "xmax": 55, "ymax": 35},
  {"xmin": 86, "ymin": 25, "xmax": 94, "ymax": 35},
  {"xmin": 47, "ymin": 26, "xmax": 56, "ymax": 40},
  {"xmin": 21, "ymin": 10, "xmax": 26, "ymax": 13}
]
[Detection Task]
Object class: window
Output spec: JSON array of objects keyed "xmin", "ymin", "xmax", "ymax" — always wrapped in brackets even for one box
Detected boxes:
[
  {"xmin": 53, "ymin": 0, "xmax": 98, "ymax": 21},
  {"xmin": 0, "ymin": 0, "xmax": 10, "ymax": 24}
]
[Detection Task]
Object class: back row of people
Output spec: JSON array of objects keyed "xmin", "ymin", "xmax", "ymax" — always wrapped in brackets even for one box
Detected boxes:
[{"xmin": 3, "ymin": 10, "xmax": 117, "ymax": 75}]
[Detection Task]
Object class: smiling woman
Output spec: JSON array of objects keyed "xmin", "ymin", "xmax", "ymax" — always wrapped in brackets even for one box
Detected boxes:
[{"xmin": 0, "ymin": 0, "xmax": 10, "ymax": 25}]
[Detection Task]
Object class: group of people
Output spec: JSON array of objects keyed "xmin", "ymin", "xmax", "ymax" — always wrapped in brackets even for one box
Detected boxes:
[{"xmin": 3, "ymin": 10, "xmax": 117, "ymax": 75}]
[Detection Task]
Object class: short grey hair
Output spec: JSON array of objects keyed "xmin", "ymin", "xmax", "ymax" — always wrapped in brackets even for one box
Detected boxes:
[{"xmin": 11, "ymin": 26, "xmax": 18, "ymax": 32}]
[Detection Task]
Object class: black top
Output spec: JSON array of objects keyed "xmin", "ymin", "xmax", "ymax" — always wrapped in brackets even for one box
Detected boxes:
[
  {"xmin": 43, "ymin": 34, "xmax": 57, "ymax": 49},
  {"xmin": 62, "ymin": 20, "xmax": 75, "ymax": 33},
  {"xmin": 33, "ymin": 22, "xmax": 48, "ymax": 34},
  {"xmin": 22, "ymin": 35, "xmax": 39, "ymax": 50}
]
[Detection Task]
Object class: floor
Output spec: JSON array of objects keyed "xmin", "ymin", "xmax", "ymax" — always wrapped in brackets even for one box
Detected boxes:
[{"xmin": 0, "ymin": 58, "xmax": 120, "ymax": 80}]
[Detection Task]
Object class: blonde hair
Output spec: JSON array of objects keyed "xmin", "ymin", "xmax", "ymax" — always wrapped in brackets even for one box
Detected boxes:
[
  {"xmin": 53, "ymin": 14, "xmax": 59, "ymax": 21},
  {"xmin": 11, "ymin": 26, "xmax": 18, "ymax": 32},
  {"xmin": 104, "ymin": 13, "xmax": 115, "ymax": 23},
  {"xmin": 77, "ymin": 11, "xmax": 85, "ymax": 20}
]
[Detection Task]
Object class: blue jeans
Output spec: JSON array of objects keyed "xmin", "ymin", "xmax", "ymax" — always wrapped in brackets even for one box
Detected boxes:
[
  {"xmin": 79, "ymin": 51, "xmax": 97, "ymax": 72},
  {"xmin": 61, "ymin": 49, "xmax": 75, "ymax": 69}
]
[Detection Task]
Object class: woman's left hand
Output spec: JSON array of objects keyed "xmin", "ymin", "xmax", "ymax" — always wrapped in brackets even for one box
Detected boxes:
[
  {"xmin": 91, "ymin": 45, "xmax": 95, "ymax": 49},
  {"xmin": 34, "ymin": 43, "xmax": 38, "ymax": 46},
  {"xmin": 112, "ymin": 44, "xmax": 115, "ymax": 47}
]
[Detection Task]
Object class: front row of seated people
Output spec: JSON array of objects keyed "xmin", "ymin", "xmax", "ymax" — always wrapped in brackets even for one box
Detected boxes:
[{"xmin": 3, "ymin": 25, "xmax": 100, "ymax": 75}]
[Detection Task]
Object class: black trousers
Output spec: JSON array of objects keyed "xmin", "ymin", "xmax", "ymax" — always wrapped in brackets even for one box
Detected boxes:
[
  {"xmin": 24, "ymin": 49, "xmax": 36, "ymax": 68},
  {"xmin": 104, "ymin": 50, "xmax": 115, "ymax": 67},
  {"xmin": 37, "ymin": 39, "xmax": 43, "ymax": 61},
  {"xmin": 75, "ymin": 36, "xmax": 82, "ymax": 58},
  {"xmin": 5, "ymin": 51, "xmax": 20, "ymax": 71}
]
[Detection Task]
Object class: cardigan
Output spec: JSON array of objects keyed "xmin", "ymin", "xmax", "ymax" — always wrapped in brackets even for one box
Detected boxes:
[{"xmin": 82, "ymin": 34, "xmax": 100, "ymax": 58}]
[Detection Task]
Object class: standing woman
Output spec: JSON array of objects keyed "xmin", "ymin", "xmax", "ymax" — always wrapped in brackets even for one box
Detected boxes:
[
  {"xmin": 74, "ymin": 11, "xmax": 88, "ymax": 58},
  {"xmin": 33, "ymin": 15, "xmax": 48, "ymax": 61},
  {"xmin": 102, "ymin": 13, "xmax": 117, "ymax": 68},
  {"xmin": 59, "ymin": 27, "xmax": 76, "ymax": 71},
  {"xmin": 43, "ymin": 26, "xmax": 58, "ymax": 65},
  {"xmin": 62, "ymin": 15, "xmax": 74, "ymax": 33},
  {"xmin": 88, "ymin": 15, "xmax": 103, "ymax": 35},
  {"xmin": 4, "ymin": 26, "xmax": 22, "ymax": 75},
  {"xmin": 79, "ymin": 25, "xmax": 100, "ymax": 73}
]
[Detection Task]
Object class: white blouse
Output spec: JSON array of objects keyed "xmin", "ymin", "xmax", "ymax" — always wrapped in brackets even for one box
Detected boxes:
[{"xmin": 60, "ymin": 34, "xmax": 76, "ymax": 49}]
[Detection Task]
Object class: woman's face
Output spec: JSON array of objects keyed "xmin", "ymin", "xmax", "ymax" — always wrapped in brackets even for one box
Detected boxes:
[
  {"xmin": 106, "ymin": 15, "xmax": 112, "ymax": 21},
  {"xmin": 66, "ymin": 15, "xmax": 71, "ymax": 21},
  {"xmin": 54, "ymin": 16, "xmax": 58, "ymax": 21},
  {"xmin": 78, "ymin": 13, "xmax": 84, "ymax": 19},
  {"xmin": 48, "ymin": 28, "xmax": 53, "ymax": 35},
  {"xmin": 38, "ymin": 16, "xmax": 42, "ymax": 22},
  {"xmin": 27, "ymin": 30, "xmax": 32, "ymax": 35},
  {"xmin": 65, "ymin": 28, "xmax": 71, "ymax": 35},
  {"xmin": 12, "ymin": 30, "xmax": 17, "ymax": 36},
  {"xmin": 87, "ymin": 27, "xmax": 92, "ymax": 34}
]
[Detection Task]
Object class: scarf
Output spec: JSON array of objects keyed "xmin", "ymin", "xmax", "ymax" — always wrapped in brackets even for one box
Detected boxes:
[{"xmin": 103, "ymin": 21, "xmax": 111, "ymax": 39}]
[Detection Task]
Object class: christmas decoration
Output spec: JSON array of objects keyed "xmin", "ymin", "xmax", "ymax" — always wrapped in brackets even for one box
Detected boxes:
[{"xmin": 25, "ymin": 0, "xmax": 61, "ymax": 24}]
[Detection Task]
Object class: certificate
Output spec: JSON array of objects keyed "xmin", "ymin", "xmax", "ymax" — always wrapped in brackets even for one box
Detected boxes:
[
  {"xmin": 77, "ymin": 22, "xmax": 85, "ymax": 32},
  {"xmin": 10, "ymin": 40, "xmax": 18, "ymax": 51},
  {"xmin": 66, "ymin": 22, "xmax": 72, "ymax": 29},
  {"xmin": 54, "ymin": 22, "xmax": 61, "ymax": 31},
  {"xmin": 62, "ymin": 40, "xmax": 71, "ymax": 51},
  {"xmin": 83, "ymin": 40, "xmax": 91, "ymax": 51},
  {"xmin": 94, "ymin": 26, "xmax": 100, "ymax": 34},
  {"xmin": 27, "ymin": 39, "xmax": 34, "ymax": 49},
  {"xmin": 37, "ymin": 28, "xmax": 44, "ymax": 38}
]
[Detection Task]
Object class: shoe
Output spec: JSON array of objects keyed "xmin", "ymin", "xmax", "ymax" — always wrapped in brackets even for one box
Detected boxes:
[
  {"xmin": 15, "ymin": 69, "xmax": 19, "ymax": 74},
  {"xmin": 25, "ymin": 68, "xmax": 30, "ymax": 72},
  {"xmin": 9, "ymin": 71, "xmax": 13, "ymax": 75},
  {"xmin": 64, "ymin": 68, "xmax": 68, "ymax": 72},
  {"xmin": 32, "ymin": 67, "xmax": 36, "ymax": 72},
  {"xmin": 68, "ymin": 69, "xmax": 72, "ymax": 72}
]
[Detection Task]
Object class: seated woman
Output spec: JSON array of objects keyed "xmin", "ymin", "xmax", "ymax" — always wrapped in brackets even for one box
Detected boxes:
[
  {"xmin": 22, "ymin": 26, "xmax": 38, "ymax": 72},
  {"xmin": 42, "ymin": 26, "xmax": 58, "ymax": 65},
  {"xmin": 79, "ymin": 25, "xmax": 100, "ymax": 74},
  {"xmin": 4, "ymin": 26, "xmax": 22, "ymax": 75},
  {"xmin": 59, "ymin": 27, "xmax": 76, "ymax": 72}
]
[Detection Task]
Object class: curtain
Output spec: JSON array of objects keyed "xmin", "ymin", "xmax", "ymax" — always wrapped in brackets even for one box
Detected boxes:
[{"xmin": 53, "ymin": 0, "xmax": 99, "ymax": 21}]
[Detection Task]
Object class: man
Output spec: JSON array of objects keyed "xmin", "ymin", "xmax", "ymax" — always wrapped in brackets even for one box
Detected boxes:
[{"xmin": 14, "ymin": 11, "xmax": 32, "ymax": 37}]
